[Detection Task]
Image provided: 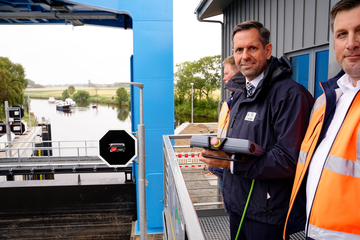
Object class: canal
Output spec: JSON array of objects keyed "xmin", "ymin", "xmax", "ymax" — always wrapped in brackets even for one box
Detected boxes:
[
  {"xmin": 30, "ymin": 99, "xmax": 132, "ymax": 143},
  {"xmin": 30, "ymin": 99, "xmax": 217, "ymax": 141}
]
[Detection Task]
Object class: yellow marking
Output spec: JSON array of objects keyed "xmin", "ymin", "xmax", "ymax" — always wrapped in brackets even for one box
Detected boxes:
[
  {"xmin": 214, "ymin": 140, "xmax": 221, "ymax": 148},
  {"xmin": 168, "ymin": 211, "xmax": 176, "ymax": 240}
]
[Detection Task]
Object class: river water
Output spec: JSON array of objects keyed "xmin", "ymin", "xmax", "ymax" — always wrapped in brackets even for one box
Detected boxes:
[
  {"xmin": 30, "ymin": 99, "xmax": 217, "ymax": 140},
  {"xmin": 30, "ymin": 99, "xmax": 132, "ymax": 143}
]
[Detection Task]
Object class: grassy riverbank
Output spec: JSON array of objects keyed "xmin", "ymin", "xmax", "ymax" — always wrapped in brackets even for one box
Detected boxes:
[
  {"xmin": 25, "ymin": 87, "xmax": 222, "ymax": 119},
  {"xmin": 26, "ymin": 86, "xmax": 129, "ymax": 105}
]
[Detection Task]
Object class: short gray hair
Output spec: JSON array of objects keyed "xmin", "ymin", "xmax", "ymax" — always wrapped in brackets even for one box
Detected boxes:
[{"xmin": 231, "ymin": 20, "xmax": 270, "ymax": 48}]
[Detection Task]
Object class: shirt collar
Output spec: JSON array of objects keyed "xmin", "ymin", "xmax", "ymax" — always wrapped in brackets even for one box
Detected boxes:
[
  {"xmin": 246, "ymin": 71, "xmax": 264, "ymax": 89},
  {"xmin": 337, "ymin": 73, "xmax": 360, "ymax": 93}
]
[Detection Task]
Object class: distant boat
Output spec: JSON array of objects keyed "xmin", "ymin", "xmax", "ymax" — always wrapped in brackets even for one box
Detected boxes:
[
  {"xmin": 56, "ymin": 100, "xmax": 71, "ymax": 111},
  {"xmin": 65, "ymin": 98, "xmax": 76, "ymax": 106},
  {"xmin": 48, "ymin": 97, "xmax": 56, "ymax": 103}
]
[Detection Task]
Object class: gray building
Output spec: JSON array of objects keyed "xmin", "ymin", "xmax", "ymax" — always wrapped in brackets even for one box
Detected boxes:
[{"xmin": 195, "ymin": 0, "xmax": 341, "ymax": 101}]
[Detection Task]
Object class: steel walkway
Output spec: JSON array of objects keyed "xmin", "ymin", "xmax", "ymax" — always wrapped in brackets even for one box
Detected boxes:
[{"xmin": 163, "ymin": 134, "xmax": 306, "ymax": 240}]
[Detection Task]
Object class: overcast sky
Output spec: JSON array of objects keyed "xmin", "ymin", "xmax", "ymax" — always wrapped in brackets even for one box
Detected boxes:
[{"xmin": 0, "ymin": 0, "xmax": 222, "ymax": 86}]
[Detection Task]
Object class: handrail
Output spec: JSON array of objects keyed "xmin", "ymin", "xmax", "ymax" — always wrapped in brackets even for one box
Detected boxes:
[
  {"xmin": 163, "ymin": 134, "xmax": 205, "ymax": 240},
  {"xmin": 0, "ymin": 140, "xmax": 98, "ymax": 162}
]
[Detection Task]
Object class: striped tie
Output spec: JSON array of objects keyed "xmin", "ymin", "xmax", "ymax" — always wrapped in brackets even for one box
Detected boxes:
[{"xmin": 246, "ymin": 82, "xmax": 255, "ymax": 97}]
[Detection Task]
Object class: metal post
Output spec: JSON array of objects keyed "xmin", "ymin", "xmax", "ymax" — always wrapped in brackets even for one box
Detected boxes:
[
  {"xmin": 191, "ymin": 83, "xmax": 194, "ymax": 123},
  {"xmin": 27, "ymin": 85, "xmax": 31, "ymax": 127},
  {"xmin": 137, "ymin": 85, "xmax": 146, "ymax": 240},
  {"xmin": 85, "ymin": 141, "xmax": 88, "ymax": 156},
  {"xmin": 5, "ymin": 101, "xmax": 12, "ymax": 156},
  {"xmin": 125, "ymin": 82, "xmax": 146, "ymax": 240}
]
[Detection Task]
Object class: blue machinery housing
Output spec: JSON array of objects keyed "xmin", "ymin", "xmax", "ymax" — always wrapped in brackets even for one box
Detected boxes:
[{"xmin": 0, "ymin": 0, "xmax": 174, "ymax": 234}]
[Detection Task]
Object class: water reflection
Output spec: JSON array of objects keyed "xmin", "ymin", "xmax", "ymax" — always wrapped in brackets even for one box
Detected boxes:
[
  {"xmin": 117, "ymin": 107, "xmax": 130, "ymax": 121},
  {"xmin": 56, "ymin": 109, "xmax": 73, "ymax": 116},
  {"xmin": 77, "ymin": 102, "xmax": 92, "ymax": 108}
]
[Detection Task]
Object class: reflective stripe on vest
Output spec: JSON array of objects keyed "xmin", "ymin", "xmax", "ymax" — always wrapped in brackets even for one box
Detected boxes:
[
  {"xmin": 308, "ymin": 224, "xmax": 360, "ymax": 239},
  {"xmin": 308, "ymin": 91, "xmax": 360, "ymax": 238},
  {"xmin": 310, "ymin": 93, "xmax": 326, "ymax": 119},
  {"xmin": 217, "ymin": 102, "xmax": 230, "ymax": 137},
  {"xmin": 298, "ymin": 150, "xmax": 307, "ymax": 165}
]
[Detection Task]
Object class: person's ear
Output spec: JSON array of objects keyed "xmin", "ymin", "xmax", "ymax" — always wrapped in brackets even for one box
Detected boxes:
[{"xmin": 265, "ymin": 43, "xmax": 273, "ymax": 60}]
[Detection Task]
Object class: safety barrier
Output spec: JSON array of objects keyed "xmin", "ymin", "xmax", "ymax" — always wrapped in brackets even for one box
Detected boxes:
[
  {"xmin": 0, "ymin": 140, "xmax": 98, "ymax": 159},
  {"xmin": 163, "ymin": 133, "xmax": 228, "ymax": 240},
  {"xmin": 0, "ymin": 139, "xmax": 133, "ymax": 177},
  {"xmin": 163, "ymin": 134, "xmax": 205, "ymax": 240},
  {"xmin": 0, "ymin": 140, "xmax": 101, "ymax": 172},
  {"xmin": 175, "ymin": 152, "xmax": 207, "ymax": 168}
]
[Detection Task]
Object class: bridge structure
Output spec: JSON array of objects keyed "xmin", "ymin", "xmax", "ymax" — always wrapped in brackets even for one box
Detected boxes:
[
  {"xmin": 0, "ymin": 0, "xmax": 174, "ymax": 236},
  {"xmin": 0, "ymin": 138, "xmax": 132, "ymax": 179}
]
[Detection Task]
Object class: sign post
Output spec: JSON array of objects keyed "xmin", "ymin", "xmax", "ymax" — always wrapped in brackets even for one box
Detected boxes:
[{"xmin": 100, "ymin": 82, "xmax": 146, "ymax": 239}]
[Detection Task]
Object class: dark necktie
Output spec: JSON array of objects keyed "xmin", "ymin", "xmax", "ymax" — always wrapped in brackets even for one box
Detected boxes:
[{"xmin": 246, "ymin": 82, "xmax": 255, "ymax": 97}]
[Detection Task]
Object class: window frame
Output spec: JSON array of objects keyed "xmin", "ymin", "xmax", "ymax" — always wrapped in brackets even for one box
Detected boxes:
[{"xmin": 286, "ymin": 45, "xmax": 329, "ymax": 97}]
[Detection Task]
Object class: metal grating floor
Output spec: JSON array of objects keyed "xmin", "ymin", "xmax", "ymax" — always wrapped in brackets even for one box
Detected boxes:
[
  {"xmin": 199, "ymin": 216, "xmax": 305, "ymax": 240},
  {"xmin": 290, "ymin": 230, "xmax": 305, "ymax": 240},
  {"xmin": 199, "ymin": 216, "xmax": 231, "ymax": 240}
]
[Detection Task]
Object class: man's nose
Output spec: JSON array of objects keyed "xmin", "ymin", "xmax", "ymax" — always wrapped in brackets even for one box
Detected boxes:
[
  {"xmin": 242, "ymin": 49, "xmax": 250, "ymax": 59},
  {"xmin": 347, "ymin": 32, "xmax": 360, "ymax": 50}
]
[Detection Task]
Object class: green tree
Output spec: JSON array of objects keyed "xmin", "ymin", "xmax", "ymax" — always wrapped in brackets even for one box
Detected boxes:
[
  {"xmin": 116, "ymin": 87, "xmax": 129, "ymax": 105},
  {"xmin": 174, "ymin": 61, "xmax": 201, "ymax": 104},
  {"xmin": 0, "ymin": 57, "xmax": 27, "ymax": 117},
  {"xmin": 27, "ymin": 79, "xmax": 35, "ymax": 87},
  {"xmin": 88, "ymin": 79, "xmax": 94, "ymax": 87},
  {"xmin": 27, "ymin": 79, "xmax": 44, "ymax": 88},
  {"xmin": 174, "ymin": 55, "xmax": 221, "ymax": 102},
  {"xmin": 68, "ymin": 85, "xmax": 76, "ymax": 95},
  {"xmin": 94, "ymin": 85, "xmax": 99, "ymax": 96},
  {"xmin": 73, "ymin": 90, "xmax": 90, "ymax": 103},
  {"xmin": 62, "ymin": 89, "xmax": 70, "ymax": 99},
  {"xmin": 196, "ymin": 55, "xmax": 221, "ymax": 100}
]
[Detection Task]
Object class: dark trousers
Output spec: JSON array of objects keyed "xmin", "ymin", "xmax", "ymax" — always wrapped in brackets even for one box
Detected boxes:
[{"xmin": 228, "ymin": 210, "xmax": 287, "ymax": 240}]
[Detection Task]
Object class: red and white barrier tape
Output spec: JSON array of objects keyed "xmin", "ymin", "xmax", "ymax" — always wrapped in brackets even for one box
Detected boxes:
[
  {"xmin": 176, "ymin": 152, "xmax": 201, "ymax": 158},
  {"xmin": 179, "ymin": 164, "xmax": 207, "ymax": 168},
  {"xmin": 176, "ymin": 152, "xmax": 205, "ymax": 168}
]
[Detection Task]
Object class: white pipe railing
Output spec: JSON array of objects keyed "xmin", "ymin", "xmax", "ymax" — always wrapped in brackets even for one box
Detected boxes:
[{"xmin": 0, "ymin": 140, "xmax": 98, "ymax": 165}]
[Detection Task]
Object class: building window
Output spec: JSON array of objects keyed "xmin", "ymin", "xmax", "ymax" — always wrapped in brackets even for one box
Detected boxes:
[
  {"xmin": 287, "ymin": 46, "xmax": 329, "ymax": 99},
  {"xmin": 291, "ymin": 54, "xmax": 309, "ymax": 89},
  {"xmin": 315, "ymin": 50, "xmax": 329, "ymax": 99}
]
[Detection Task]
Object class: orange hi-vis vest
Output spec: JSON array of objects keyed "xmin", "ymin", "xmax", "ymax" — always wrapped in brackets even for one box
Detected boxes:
[
  {"xmin": 217, "ymin": 101, "xmax": 230, "ymax": 137},
  {"xmin": 284, "ymin": 87, "xmax": 360, "ymax": 239}
]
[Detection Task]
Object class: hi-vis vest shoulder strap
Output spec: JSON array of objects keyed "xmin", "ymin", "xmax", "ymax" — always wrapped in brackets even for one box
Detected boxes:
[
  {"xmin": 217, "ymin": 101, "xmax": 230, "ymax": 137},
  {"xmin": 284, "ymin": 90, "xmax": 360, "ymax": 239}
]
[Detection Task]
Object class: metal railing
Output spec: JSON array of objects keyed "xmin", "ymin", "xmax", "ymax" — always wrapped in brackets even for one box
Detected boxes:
[
  {"xmin": 163, "ymin": 133, "xmax": 227, "ymax": 240},
  {"xmin": 0, "ymin": 140, "xmax": 99, "ymax": 166},
  {"xmin": 163, "ymin": 134, "xmax": 205, "ymax": 240}
]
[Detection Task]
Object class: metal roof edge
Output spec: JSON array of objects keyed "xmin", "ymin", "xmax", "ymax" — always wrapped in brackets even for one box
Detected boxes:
[{"xmin": 194, "ymin": 0, "xmax": 233, "ymax": 19}]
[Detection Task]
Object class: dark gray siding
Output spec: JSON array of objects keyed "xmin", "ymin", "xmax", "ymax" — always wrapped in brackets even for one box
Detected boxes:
[{"xmin": 222, "ymin": 0, "xmax": 331, "ymax": 57}]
